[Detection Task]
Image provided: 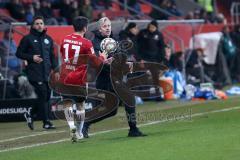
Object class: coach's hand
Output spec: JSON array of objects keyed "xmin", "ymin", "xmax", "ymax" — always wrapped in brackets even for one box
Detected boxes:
[
  {"xmin": 33, "ymin": 55, "xmax": 43, "ymax": 63},
  {"xmin": 104, "ymin": 57, "xmax": 113, "ymax": 64}
]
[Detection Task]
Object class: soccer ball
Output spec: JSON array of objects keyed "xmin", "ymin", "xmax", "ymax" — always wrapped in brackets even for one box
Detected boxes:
[{"xmin": 100, "ymin": 38, "xmax": 118, "ymax": 54}]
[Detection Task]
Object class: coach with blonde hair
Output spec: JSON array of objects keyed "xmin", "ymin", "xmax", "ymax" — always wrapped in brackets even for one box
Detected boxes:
[{"xmin": 82, "ymin": 17, "xmax": 146, "ymax": 138}]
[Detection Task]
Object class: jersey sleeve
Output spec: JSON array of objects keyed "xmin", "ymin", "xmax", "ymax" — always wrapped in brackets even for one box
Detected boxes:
[
  {"xmin": 86, "ymin": 41, "xmax": 95, "ymax": 55},
  {"xmin": 88, "ymin": 41, "xmax": 106, "ymax": 61}
]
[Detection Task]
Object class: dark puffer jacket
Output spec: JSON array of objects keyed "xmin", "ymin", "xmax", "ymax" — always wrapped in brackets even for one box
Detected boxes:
[
  {"xmin": 91, "ymin": 30, "xmax": 115, "ymax": 91},
  {"xmin": 16, "ymin": 28, "xmax": 58, "ymax": 82},
  {"xmin": 137, "ymin": 29, "xmax": 165, "ymax": 63}
]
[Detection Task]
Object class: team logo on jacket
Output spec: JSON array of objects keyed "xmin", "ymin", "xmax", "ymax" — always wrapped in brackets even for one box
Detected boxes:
[
  {"xmin": 44, "ymin": 38, "xmax": 49, "ymax": 44},
  {"xmin": 154, "ymin": 35, "xmax": 159, "ymax": 40}
]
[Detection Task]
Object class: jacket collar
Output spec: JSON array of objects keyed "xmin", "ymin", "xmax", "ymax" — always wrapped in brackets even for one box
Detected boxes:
[
  {"xmin": 93, "ymin": 30, "xmax": 113, "ymax": 40},
  {"xmin": 30, "ymin": 28, "xmax": 47, "ymax": 37}
]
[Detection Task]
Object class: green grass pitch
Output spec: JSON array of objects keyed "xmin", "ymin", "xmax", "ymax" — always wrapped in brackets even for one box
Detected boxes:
[{"xmin": 0, "ymin": 96, "xmax": 240, "ymax": 160}]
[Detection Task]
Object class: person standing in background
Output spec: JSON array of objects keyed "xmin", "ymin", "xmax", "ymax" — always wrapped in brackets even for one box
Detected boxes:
[
  {"xmin": 137, "ymin": 20, "xmax": 166, "ymax": 101},
  {"xmin": 16, "ymin": 16, "xmax": 58, "ymax": 130},
  {"xmin": 119, "ymin": 22, "xmax": 140, "ymax": 62}
]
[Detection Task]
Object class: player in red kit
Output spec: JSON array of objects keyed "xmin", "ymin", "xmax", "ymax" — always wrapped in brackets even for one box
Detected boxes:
[{"xmin": 59, "ymin": 16, "xmax": 106, "ymax": 142}]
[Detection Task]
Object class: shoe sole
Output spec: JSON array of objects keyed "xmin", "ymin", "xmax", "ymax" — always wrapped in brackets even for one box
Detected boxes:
[
  {"xmin": 83, "ymin": 135, "xmax": 89, "ymax": 138},
  {"xmin": 128, "ymin": 135, "xmax": 147, "ymax": 137},
  {"xmin": 76, "ymin": 135, "xmax": 84, "ymax": 141},
  {"xmin": 43, "ymin": 127, "xmax": 56, "ymax": 129},
  {"xmin": 128, "ymin": 133, "xmax": 147, "ymax": 137}
]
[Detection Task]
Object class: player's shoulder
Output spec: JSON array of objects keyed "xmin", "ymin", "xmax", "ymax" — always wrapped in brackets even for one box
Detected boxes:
[
  {"xmin": 24, "ymin": 32, "xmax": 37, "ymax": 41},
  {"xmin": 64, "ymin": 33, "xmax": 75, "ymax": 39},
  {"xmin": 82, "ymin": 37, "xmax": 92, "ymax": 43},
  {"xmin": 45, "ymin": 34, "xmax": 53, "ymax": 39},
  {"xmin": 62, "ymin": 33, "xmax": 80, "ymax": 43},
  {"xmin": 21, "ymin": 33, "xmax": 40, "ymax": 43},
  {"xmin": 82, "ymin": 37, "xmax": 93, "ymax": 46}
]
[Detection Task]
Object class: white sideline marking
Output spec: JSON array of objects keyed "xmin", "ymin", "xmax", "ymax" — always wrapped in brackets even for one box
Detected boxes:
[
  {"xmin": 0, "ymin": 106, "xmax": 240, "ymax": 153},
  {"xmin": 140, "ymin": 106, "xmax": 240, "ymax": 126},
  {"xmin": 0, "ymin": 130, "xmax": 65, "ymax": 143}
]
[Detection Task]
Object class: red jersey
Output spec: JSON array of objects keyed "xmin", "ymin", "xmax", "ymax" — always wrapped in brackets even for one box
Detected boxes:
[{"xmin": 59, "ymin": 33, "xmax": 103, "ymax": 86}]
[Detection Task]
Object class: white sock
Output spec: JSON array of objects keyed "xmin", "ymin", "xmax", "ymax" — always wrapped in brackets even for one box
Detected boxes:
[
  {"xmin": 72, "ymin": 103, "xmax": 77, "ymax": 112},
  {"xmin": 68, "ymin": 121, "xmax": 75, "ymax": 130},
  {"xmin": 78, "ymin": 121, "xmax": 84, "ymax": 135},
  {"xmin": 76, "ymin": 110, "xmax": 85, "ymax": 135},
  {"xmin": 64, "ymin": 107, "xmax": 75, "ymax": 130}
]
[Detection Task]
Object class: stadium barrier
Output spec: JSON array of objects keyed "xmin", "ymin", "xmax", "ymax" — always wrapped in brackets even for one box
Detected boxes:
[
  {"xmin": 0, "ymin": 97, "xmax": 60, "ymax": 122},
  {"xmin": 0, "ymin": 99, "xmax": 37, "ymax": 122}
]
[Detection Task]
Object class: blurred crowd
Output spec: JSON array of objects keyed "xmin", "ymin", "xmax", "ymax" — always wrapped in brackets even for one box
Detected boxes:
[
  {"xmin": 1, "ymin": 0, "xmax": 95, "ymax": 25},
  {"xmin": 0, "ymin": 0, "xmax": 226, "ymax": 25}
]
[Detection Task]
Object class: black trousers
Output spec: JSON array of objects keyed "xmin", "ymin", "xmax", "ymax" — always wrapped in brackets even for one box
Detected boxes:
[
  {"xmin": 85, "ymin": 70, "xmax": 137, "ymax": 130},
  {"xmin": 30, "ymin": 81, "xmax": 51, "ymax": 123},
  {"xmin": 85, "ymin": 103, "xmax": 137, "ymax": 129}
]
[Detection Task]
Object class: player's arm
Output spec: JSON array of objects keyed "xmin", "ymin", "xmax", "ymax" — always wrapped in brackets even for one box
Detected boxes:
[{"xmin": 87, "ymin": 41, "xmax": 106, "ymax": 61}]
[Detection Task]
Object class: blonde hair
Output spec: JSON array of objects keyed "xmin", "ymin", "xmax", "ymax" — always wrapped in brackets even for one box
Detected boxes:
[{"xmin": 97, "ymin": 17, "xmax": 111, "ymax": 29}]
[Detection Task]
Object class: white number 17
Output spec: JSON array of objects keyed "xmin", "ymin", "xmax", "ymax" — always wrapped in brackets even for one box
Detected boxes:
[{"xmin": 63, "ymin": 44, "xmax": 81, "ymax": 64}]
